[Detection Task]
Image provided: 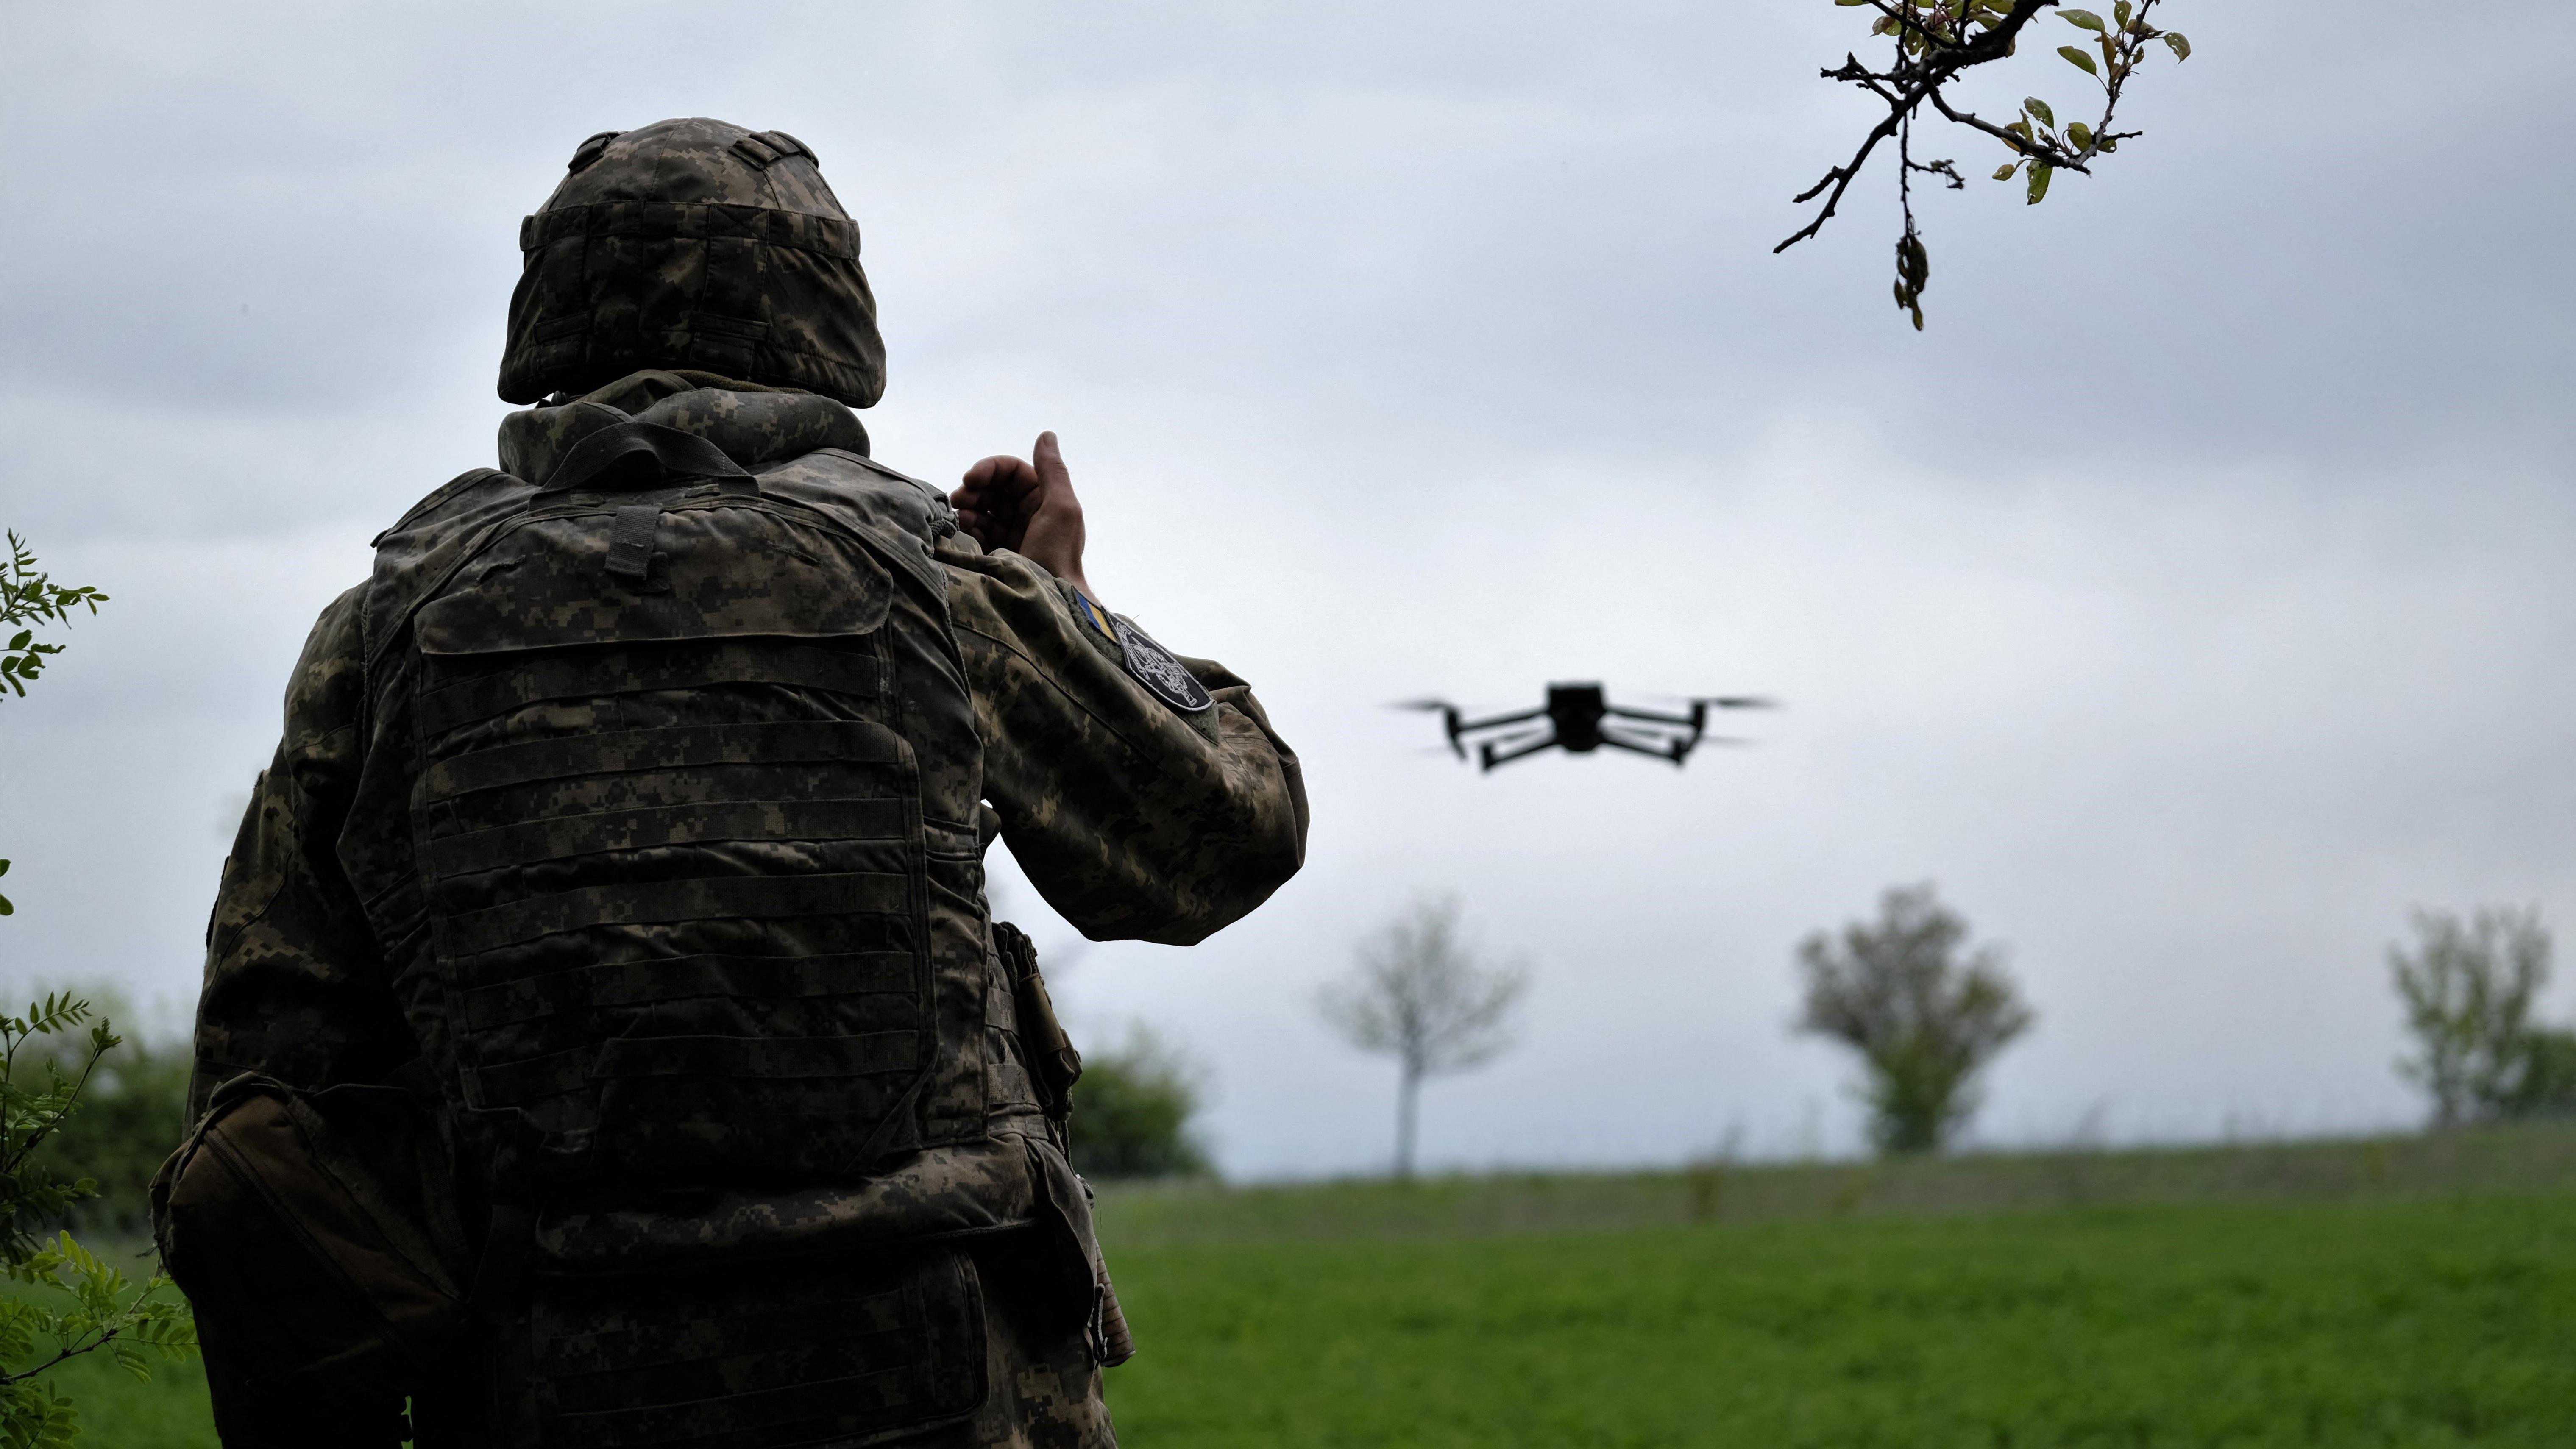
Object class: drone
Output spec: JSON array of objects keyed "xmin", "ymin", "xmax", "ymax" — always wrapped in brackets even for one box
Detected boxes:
[{"xmin": 1398, "ymin": 683, "xmax": 1774, "ymax": 771}]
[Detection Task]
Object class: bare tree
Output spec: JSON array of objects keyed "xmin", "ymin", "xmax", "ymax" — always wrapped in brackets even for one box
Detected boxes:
[
  {"xmin": 2391, "ymin": 906, "xmax": 2557, "ymax": 1127},
  {"xmin": 1779, "ymin": 0, "xmax": 2193, "ymax": 328},
  {"xmin": 1320, "ymin": 897, "xmax": 1529, "ymax": 1180},
  {"xmin": 1796, "ymin": 884, "xmax": 2032, "ymax": 1154}
]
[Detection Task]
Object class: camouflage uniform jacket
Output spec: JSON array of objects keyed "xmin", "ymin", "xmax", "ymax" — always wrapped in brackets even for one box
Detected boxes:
[{"xmin": 186, "ymin": 370, "xmax": 1309, "ymax": 1261}]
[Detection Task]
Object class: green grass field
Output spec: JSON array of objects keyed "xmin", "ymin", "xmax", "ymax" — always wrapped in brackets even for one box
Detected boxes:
[
  {"xmin": 26, "ymin": 1127, "xmax": 2576, "ymax": 1447},
  {"xmin": 1102, "ymin": 1194, "xmax": 2576, "ymax": 1447}
]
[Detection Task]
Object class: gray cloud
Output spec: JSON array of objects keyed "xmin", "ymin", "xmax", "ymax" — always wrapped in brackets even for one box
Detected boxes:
[{"xmin": 2, "ymin": 0, "xmax": 2570, "ymax": 1175}]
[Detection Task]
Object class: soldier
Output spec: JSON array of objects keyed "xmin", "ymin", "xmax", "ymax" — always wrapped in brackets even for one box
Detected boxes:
[{"xmin": 150, "ymin": 117, "xmax": 1308, "ymax": 1448}]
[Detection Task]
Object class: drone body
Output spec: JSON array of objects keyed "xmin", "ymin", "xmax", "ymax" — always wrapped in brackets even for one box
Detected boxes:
[{"xmin": 1405, "ymin": 683, "xmax": 1772, "ymax": 771}]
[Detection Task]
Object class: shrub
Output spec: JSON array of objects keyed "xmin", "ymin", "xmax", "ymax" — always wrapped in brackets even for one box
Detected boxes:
[{"xmin": 1069, "ymin": 1026, "xmax": 1211, "ymax": 1181}]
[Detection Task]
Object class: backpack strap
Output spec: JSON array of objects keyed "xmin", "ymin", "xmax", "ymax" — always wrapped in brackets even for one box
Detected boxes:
[{"xmin": 527, "ymin": 420, "xmax": 755, "ymax": 497}]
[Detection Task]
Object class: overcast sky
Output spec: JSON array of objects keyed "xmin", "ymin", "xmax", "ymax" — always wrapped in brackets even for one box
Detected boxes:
[{"xmin": 3, "ymin": 0, "xmax": 2571, "ymax": 1177}]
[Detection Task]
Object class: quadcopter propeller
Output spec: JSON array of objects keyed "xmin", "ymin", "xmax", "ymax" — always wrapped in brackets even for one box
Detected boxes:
[
  {"xmin": 1388, "ymin": 698, "xmax": 1468, "ymax": 759},
  {"xmin": 1626, "ymin": 690, "xmax": 1780, "ymax": 712}
]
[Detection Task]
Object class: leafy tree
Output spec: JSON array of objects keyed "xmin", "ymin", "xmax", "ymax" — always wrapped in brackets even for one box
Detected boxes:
[
  {"xmin": 2390, "ymin": 906, "xmax": 2573, "ymax": 1126},
  {"xmin": 1068, "ymin": 1025, "xmax": 1212, "ymax": 1181},
  {"xmin": 19, "ymin": 996, "xmax": 191, "ymax": 1237},
  {"xmin": 1320, "ymin": 896, "xmax": 1529, "ymax": 1181},
  {"xmin": 0, "ymin": 999, "xmax": 198, "ymax": 1446},
  {"xmin": 1, "ymin": 532, "xmax": 107, "ymax": 706},
  {"xmin": 0, "ymin": 534, "xmax": 192, "ymax": 1446},
  {"xmin": 2522, "ymin": 1028, "xmax": 2576, "ymax": 1120},
  {"xmin": 1781, "ymin": 0, "xmax": 2193, "ymax": 328},
  {"xmin": 1796, "ymin": 884, "xmax": 2033, "ymax": 1154},
  {"xmin": 2, "ymin": 531, "xmax": 109, "ymax": 921}
]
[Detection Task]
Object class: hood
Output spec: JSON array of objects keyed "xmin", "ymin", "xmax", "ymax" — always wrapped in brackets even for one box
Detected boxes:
[{"xmin": 497, "ymin": 369, "xmax": 873, "ymax": 488}]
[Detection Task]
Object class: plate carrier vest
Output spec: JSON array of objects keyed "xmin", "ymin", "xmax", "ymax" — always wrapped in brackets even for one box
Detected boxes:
[{"xmin": 358, "ymin": 420, "xmax": 1014, "ymax": 1204}]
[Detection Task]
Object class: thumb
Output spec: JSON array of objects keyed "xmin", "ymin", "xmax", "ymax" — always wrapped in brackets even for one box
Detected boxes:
[{"xmin": 1032, "ymin": 430, "xmax": 1071, "ymax": 492}]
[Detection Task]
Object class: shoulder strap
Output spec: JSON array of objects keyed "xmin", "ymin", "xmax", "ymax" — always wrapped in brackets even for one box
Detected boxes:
[{"xmin": 372, "ymin": 469, "xmax": 507, "ymax": 548}]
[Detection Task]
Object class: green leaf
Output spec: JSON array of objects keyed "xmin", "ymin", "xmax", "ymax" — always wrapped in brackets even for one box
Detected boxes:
[
  {"xmin": 1992, "ymin": 162, "xmax": 2019, "ymax": 181},
  {"xmin": 2059, "ymin": 8, "xmax": 2106, "ymax": 30},
  {"xmin": 2164, "ymin": 31, "xmax": 2191, "ymax": 60},
  {"xmin": 2114, "ymin": 0, "xmax": 2133, "ymax": 25},
  {"xmin": 2067, "ymin": 121, "xmax": 2094, "ymax": 149},
  {"xmin": 2058, "ymin": 44, "xmax": 2099, "ymax": 74},
  {"xmin": 2023, "ymin": 96, "xmax": 2055, "ymax": 128},
  {"xmin": 2026, "ymin": 163, "xmax": 2053, "ymax": 204}
]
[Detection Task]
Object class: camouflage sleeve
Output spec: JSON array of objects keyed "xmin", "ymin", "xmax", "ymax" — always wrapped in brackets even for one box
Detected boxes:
[
  {"xmin": 188, "ymin": 587, "xmax": 417, "ymax": 1119},
  {"xmin": 938, "ymin": 535, "xmax": 1309, "ymax": 946}
]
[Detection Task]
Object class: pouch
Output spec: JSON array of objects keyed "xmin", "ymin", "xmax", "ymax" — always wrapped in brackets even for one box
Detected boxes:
[
  {"xmin": 150, "ymin": 1072, "xmax": 471, "ymax": 1440},
  {"xmin": 1024, "ymin": 1134, "xmax": 1134, "ymax": 1367}
]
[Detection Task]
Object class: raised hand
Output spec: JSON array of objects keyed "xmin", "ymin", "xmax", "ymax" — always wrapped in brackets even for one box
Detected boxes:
[{"xmin": 953, "ymin": 431, "xmax": 1094, "ymax": 600}]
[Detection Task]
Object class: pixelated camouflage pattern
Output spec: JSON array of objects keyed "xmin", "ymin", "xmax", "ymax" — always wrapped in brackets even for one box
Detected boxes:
[
  {"xmin": 181, "ymin": 373, "xmax": 1302, "ymax": 1446},
  {"xmin": 945, "ymin": 538, "xmax": 1309, "ymax": 945},
  {"xmin": 188, "ymin": 587, "xmax": 412, "ymax": 1118},
  {"xmin": 993, "ymin": 922, "xmax": 1080, "ymax": 1127},
  {"xmin": 493, "ymin": 369, "xmax": 872, "ymax": 485},
  {"xmin": 501, "ymin": 119, "xmax": 886, "ymax": 408},
  {"xmin": 531, "ymin": 1135, "xmax": 1039, "ymax": 1272},
  {"xmin": 952, "ymin": 1225, "xmax": 1121, "ymax": 1449},
  {"xmin": 504, "ymin": 1244, "xmax": 991, "ymax": 1449},
  {"xmin": 356, "ymin": 389, "xmax": 997, "ymax": 1199},
  {"xmin": 490, "ymin": 1220, "xmax": 1114, "ymax": 1449}
]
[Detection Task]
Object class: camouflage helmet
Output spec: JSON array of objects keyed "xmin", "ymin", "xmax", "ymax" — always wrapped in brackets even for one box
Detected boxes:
[{"xmin": 498, "ymin": 118, "xmax": 886, "ymax": 407}]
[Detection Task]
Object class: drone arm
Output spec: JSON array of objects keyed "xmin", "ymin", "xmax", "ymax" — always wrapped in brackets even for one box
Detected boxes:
[
  {"xmin": 1596, "ymin": 732, "xmax": 1690, "ymax": 766},
  {"xmin": 1603, "ymin": 704, "xmax": 1698, "ymax": 728},
  {"xmin": 1478, "ymin": 733, "xmax": 1562, "ymax": 771},
  {"xmin": 1607, "ymin": 703, "xmax": 1708, "ymax": 757},
  {"xmin": 1458, "ymin": 706, "xmax": 1548, "ymax": 734}
]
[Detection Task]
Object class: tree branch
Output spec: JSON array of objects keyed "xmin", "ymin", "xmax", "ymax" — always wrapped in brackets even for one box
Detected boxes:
[
  {"xmin": 1923, "ymin": 89, "xmax": 2091, "ymax": 172},
  {"xmin": 1778, "ymin": 0, "xmax": 2190, "ymax": 327},
  {"xmin": 1777, "ymin": 97, "xmax": 1908, "ymax": 253},
  {"xmin": 0, "ymin": 1326, "xmax": 124, "ymax": 1388},
  {"xmin": 1777, "ymin": 0, "xmax": 2061, "ymax": 255}
]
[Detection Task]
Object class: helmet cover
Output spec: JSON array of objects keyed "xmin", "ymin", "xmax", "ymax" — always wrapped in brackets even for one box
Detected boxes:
[{"xmin": 498, "ymin": 118, "xmax": 886, "ymax": 407}]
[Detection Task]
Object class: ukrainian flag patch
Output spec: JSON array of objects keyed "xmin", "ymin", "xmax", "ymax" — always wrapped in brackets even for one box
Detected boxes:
[{"xmin": 1073, "ymin": 592, "xmax": 1119, "ymax": 643}]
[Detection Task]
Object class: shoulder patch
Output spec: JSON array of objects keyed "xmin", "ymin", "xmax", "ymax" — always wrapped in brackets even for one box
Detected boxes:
[
  {"xmin": 1072, "ymin": 592, "xmax": 1120, "ymax": 646},
  {"xmin": 1112, "ymin": 617, "xmax": 1214, "ymax": 714}
]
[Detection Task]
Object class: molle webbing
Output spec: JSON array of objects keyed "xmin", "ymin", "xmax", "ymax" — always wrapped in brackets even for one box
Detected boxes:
[
  {"xmin": 468, "ymin": 1030, "xmax": 921, "ymax": 1106},
  {"xmin": 415, "ymin": 638, "xmax": 879, "ymax": 737},
  {"xmin": 434, "ymin": 872, "xmax": 911, "ymax": 959},
  {"xmin": 457, "ymin": 951, "xmax": 915, "ymax": 1032},
  {"xmin": 424, "ymin": 798, "xmax": 909, "ymax": 879},
  {"xmin": 423, "ymin": 720, "xmax": 903, "ymax": 799},
  {"xmin": 521, "ymin": 1245, "xmax": 985, "ymax": 1448},
  {"xmin": 404, "ymin": 486, "xmax": 941, "ymax": 1193}
]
